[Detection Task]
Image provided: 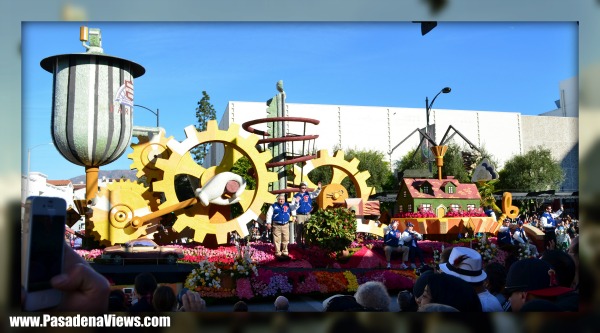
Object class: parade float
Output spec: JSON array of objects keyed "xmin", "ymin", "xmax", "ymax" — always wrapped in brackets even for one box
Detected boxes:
[{"xmin": 40, "ymin": 26, "xmax": 528, "ymax": 303}]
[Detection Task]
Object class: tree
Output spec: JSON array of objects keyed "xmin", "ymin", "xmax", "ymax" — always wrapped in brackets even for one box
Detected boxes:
[
  {"xmin": 394, "ymin": 147, "xmax": 428, "ymax": 174},
  {"xmin": 497, "ymin": 146, "xmax": 565, "ymax": 192},
  {"xmin": 191, "ymin": 91, "xmax": 216, "ymax": 164},
  {"xmin": 440, "ymin": 143, "xmax": 471, "ymax": 183}
]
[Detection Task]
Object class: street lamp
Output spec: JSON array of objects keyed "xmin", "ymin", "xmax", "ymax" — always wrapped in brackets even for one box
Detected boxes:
[
  {"xmin": 134, "ymin": 104, "xmax": 159, "ymax": 127},
  {"xmin": 425, "ymin": 87, "xmax": 451, "ymax": 129},
  {"xmin": 424, "ymin": 87, "xmax": 451, "ymax": 172},
  {"xmin": 26, "ymin": 142, "xmax": 54, "ymax": 200}
]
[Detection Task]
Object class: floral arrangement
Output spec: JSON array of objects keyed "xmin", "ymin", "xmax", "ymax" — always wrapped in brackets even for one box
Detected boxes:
[
  {"xmin": 395, "ymin": 211, "xmax": 437, "ymax": 218},
  {"xmin": 185, "ymin": 259, "xmax": 222, "ymax": 290},
  {"xmin": 555, "ymin": 227, "xmax": 571, "ymax": 252},
  {"xmin": 517, "ymin": 243, "xmax": 537, "ymax": 260},
  {"xmin": 235, "ymin": 278, "xmax": 254, "ymax": 300},
  {"xmin": 474, "ymin": 233, "xmax": 497, "ymax": 263},
  {"xmin": 228, "ymin": 244, "xmax": 259, "ymax": 279},
  {"xmin": 75, "ymin": 249, "xmax": 103, "ymax": 261},
  {"xmin": 444, "ymin": 207, "xmax": 487, "ymax": 218},
  {"xmin": 432, "ymin": 244, "xmax": 445, "ymax": 268}
]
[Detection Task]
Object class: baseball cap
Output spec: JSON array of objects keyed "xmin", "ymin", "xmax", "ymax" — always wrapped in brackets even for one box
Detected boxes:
[
  {"xmin": 505, "ymin": 258, "xmax": 573, "ymax": 297},
  {"xmin": 439, "ymin": 247, "xmax": 487, "ymax": 283},
  {"xmin": 300, "ymin": 181, "xmax": 308, "ymax": 187},
  {"xmin": 406, "ymin": 222, "xmax": 414, "ymax": 227}
]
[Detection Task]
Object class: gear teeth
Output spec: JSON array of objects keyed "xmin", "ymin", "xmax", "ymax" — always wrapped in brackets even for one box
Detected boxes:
[
  {"xmin": 127, "ymin": 130, "xmax": 171, "ymax": 180},
  {"xmin": 151, "ymin": 122, "xmax": 276, "ymax": 244},
  {"xmin": 291, "ymin": 148, "xmax": 376, "ymax": 207},
  {"xmin": 348, "ymin": 158, "xmax": 360, "ymax": 171},
  {"xmin": 88, "ymin": 180, "xmax": 157, "ymax": 245}
]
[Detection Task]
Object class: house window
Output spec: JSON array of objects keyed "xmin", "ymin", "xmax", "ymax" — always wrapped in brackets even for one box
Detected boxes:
[
  {"xmin": 467, "ymin": 204, "xmax": 475, "ymax": 211},
  {"xmin": 448, "ymin": 186, "xmax": 455, "ymax": 194},
  {"xmin": 399, "ymin": 205, "xmax": 403, "ymax": 213},
  {"xmin": 422, "ymin": 185, "xmax": 430, "ymax": 194},
  {"xmin": 421, "ymin": 204, "xmax": 432, "ymax": 212},
  {"xmin": 403, "ymin": 191, "xmax": 407, "ymax": 198},
  {"xmin": 449, "ymin": 204, "xmax": 460, "ymax": 211},
  {"xmin": 408, "ymin": 204, "xmax": 412, "ymax": 212}
]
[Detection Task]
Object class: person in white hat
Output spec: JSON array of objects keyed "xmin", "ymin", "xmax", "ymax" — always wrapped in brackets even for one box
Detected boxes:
[
  {"xmin": 439, "ymin": 247, "xmax": 502, "ymax": 312},
  {"xmin": 292, "ymin": 181, "xmax": 322, "ymax": 246}
]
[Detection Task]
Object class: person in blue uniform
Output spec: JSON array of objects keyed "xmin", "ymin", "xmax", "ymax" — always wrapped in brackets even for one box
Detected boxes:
[
  {"xmin": 292, "ymin": 181, "xmax": 322, "ymax": 246},
  {"xmin": 540, "ymin": 204, "xmax": 563, "ymax": 249},
  {"xmin": 266, "ymin": 194, "xmax": 298, "ymax": 258},
  {"xmin": 401, "ymin": 222, "xmax": 425, "ymax": 269}
]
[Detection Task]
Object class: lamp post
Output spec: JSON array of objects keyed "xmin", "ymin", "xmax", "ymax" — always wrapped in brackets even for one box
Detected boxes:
[
  {"xmin": 134, "ymin": 104, "xmax": 159, "ymax": 127},
  {"xmin": 26, "ymin": 142, "xmax": 54, "ymax": 200},
  {"xmin": 425, "ymin": 87, "xmax": 451, "ymax": 172},
  {"xmin": 425, "ymin": 87, "xmax": 451, "ymax": 130}
]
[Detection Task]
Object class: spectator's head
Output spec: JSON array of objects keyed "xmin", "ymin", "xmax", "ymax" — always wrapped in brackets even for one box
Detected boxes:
[
  {"xmin": 439, "ymin": 247, "xmax": 487, "ymax": 284},
  {"xmin": 134, "ymin": 272, "xmax": 158, "ymax": 299},
  {"xmin": 152, "ymin": 285, "xmax": 177, "ymax": 312},
  {"xmin": 417, "ymin": 273, "xmax": 482, "ymax": 312},
  {"xmin": 354, "ymin": 281, "xmax": 390, "ymax": 311},
  {"xmin": 418, "ymin": 303, "xmax": 459, "ymax": 312},
  {"xmin": 505, "ymin": 258, "xmax": 573, "ymax": 311},
  {"xmin": 397, "ymin": 290, "xmax": 418, "ymax": 312},
  {"xmin": 233, "ymin": 301, "xmax": 248, "ymax": 312},
  {"xmin": 108, "ymin": 289, "xmax": 127, "ymax": 311},
  {"xmin": 413, "ymin": 270, "xmax": 434, "ymax": 300},
  {"xmin": 322, "ymin": 295, "xmax": 365, "ymax": 312},
  {"xmin": 274, "ymin": 296, "xmax": 289, "ymax": 312},
  {"xmin": 390, "ymin": 220, "xmax": 399, "ymax": 230},
  {"xmin": 406, "ymin": 222, "xmax": 414, "ymax": 230},
  {"xmin": 541, "ymin": 250, "xmax": 576, "ymax": 288},
  {"xmin": 484, "ymin": 262, "xmax": 507, "ymax": 295}
]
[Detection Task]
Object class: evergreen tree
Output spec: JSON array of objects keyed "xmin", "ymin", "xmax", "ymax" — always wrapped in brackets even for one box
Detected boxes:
[{"xmin": 191, "ymin": 91, "xmax": 216, "ymax": 165}]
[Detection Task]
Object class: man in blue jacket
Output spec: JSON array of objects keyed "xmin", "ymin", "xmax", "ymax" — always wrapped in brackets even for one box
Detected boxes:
[
  {"xmin": 266, "ymin": 194, "xmax": 298, "ymax": 258},
  {"xmin": 384, "ymin": 220, "xmax": 409, "ymax": 269},
  {"xmin": 292, "ymin": 181, "xmax": 322, "ymax": 246},
  {"xmin": 540, "ymin": 204, "xmax": 563, "ymax": 249}
]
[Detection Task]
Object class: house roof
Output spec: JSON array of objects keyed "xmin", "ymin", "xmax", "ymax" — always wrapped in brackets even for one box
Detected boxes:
[
  {"xmin": 47, "ymin": 179, "xmax": 72, "ymax": 187},
  {"xmin": 400, "ymin": 178, "xmax": 481, "ymax": 200}
]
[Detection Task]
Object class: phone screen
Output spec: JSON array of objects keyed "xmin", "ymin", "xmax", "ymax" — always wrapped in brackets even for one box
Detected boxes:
[{"xmin": 27, "ymin": 214, "xmax": 65, "ymax": 292}]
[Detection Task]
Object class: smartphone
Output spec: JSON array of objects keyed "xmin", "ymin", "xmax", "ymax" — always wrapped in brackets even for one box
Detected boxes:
[{"xmin": 21, "ymin": 196, "xmax": 66, "ymax": 311}]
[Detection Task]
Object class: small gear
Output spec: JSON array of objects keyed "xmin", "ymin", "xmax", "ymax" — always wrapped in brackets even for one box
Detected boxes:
[
  {"xmin": 89, "ymin": 179, "xmax": 161, "ymax": 246},
  {"xmin": 153, "ymin": 120, "xmax": 277, "ymax": 244},
  {"xmin": 293, "ymin": 149, "xmax": 375, "ymax": 203},
  {"xmin": 127, "ymin": 129, "xmax": 173, "ymax": 181}
]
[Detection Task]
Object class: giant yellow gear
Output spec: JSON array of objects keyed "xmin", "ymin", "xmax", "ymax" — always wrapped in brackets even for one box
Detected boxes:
[
  {"xmin": 89, "ymin": 179, "xmax": 161, "ymax": 246},
  {"xmin": 127, "ymin": 129, "xmax": 174, "ymax": 181},
  {"xmin": 293, "ymin": 149, "xmax": 376, "ymax": 203},
  {"xmin": 153, "ymin": 120, "xmax": 277, "ymax": 244}
]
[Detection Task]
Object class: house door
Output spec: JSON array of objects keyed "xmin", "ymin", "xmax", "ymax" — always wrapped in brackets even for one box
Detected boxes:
[{"xmin": 436, "ymin": 205, "xmax": 446, "ymax": 218}]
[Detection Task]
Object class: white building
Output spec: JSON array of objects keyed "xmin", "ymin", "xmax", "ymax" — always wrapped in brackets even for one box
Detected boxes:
[{"xmin": 206, "ymin": 79, "xmax": 578, "ymax": 192}]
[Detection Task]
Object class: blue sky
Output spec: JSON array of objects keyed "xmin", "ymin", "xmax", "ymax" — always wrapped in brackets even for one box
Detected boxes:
[{"xmin": 22, "ymin": 22, "xmax": 577, "ymax": 180}]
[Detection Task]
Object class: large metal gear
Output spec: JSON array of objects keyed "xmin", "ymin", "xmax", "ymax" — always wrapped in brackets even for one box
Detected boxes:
[
  {"xmin": 89, "ymin": 179, "xmax": 161, "ymax": 246},
  {"xmin": 293, "ymin": 149, "xmax": 376, "ymax": 203},
  {"xmin": 127, "ymin": 129, "xmax": 174, "ymax": 181},
  {"xmin": 153, "ymin": 120, "xmax": 277, "ymax": 244}
]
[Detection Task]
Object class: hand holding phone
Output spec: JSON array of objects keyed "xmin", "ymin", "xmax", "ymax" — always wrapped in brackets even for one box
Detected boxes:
[
  {"xmin": 50, "ymin": 245, "xmax": 110, "ymax": 312},
  {"xmin": 22, "ymin": 196, "xmax": 66, "ymax": 311}
]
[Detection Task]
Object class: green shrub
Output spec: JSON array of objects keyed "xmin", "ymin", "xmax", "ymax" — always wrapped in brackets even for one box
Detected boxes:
[{"xmin": 304, "ymin": 208, "xmax": 357, "ymax": 253}]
